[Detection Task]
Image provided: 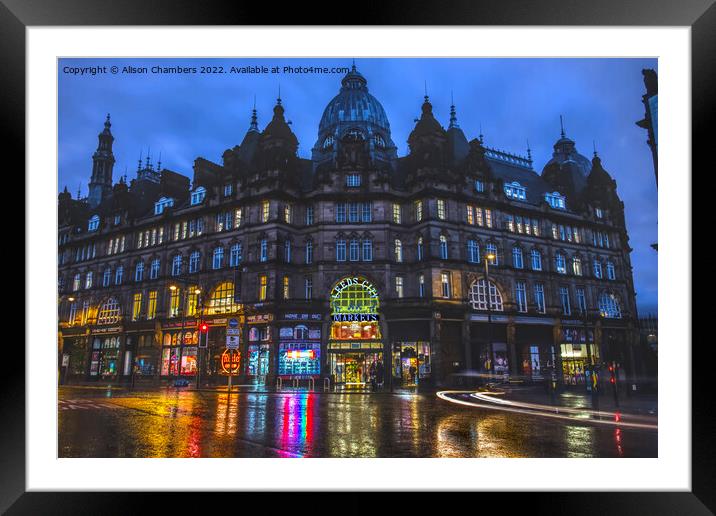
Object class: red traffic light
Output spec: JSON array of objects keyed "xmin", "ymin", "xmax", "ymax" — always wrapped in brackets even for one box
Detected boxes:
[{"xmin": 200, "ymin": 323, "xmax": 209, "ymax": 332}]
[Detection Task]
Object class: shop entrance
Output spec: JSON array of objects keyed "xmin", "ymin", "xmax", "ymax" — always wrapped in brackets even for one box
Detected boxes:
[{"xmin": 330, "ymin": 352, "xmax": 383, "ymax": 386}]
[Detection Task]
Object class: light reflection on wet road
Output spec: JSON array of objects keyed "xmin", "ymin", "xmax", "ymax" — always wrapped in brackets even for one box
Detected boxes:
[{"xmin": 58, "ymin": 387, "xmax": 657, "ymax": 458}]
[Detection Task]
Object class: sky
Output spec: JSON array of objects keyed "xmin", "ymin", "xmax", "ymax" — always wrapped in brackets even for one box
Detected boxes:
[{"xmin": 58, "ymin": 57, "xmax": 658, "ymax": 315}]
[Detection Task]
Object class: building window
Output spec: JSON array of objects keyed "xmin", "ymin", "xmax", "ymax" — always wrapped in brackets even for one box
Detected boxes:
[
  {"xmin": 395, "ymin": 276, "xmax": 404, "ymax": 298},
  {"xmin": 555, "ymin": 252, "xmax": 567, "ymax": 274},
  {"xmin": 415, "ymin": 200, "xmax": 423, "ymax": 222},
  {"xmin": 440, "ymin": 272, "xmax": 451, "ymax": 298},
  {"xmin": 306, "ymin": 206, "xmax": 314, "ymax": 225},
  {"xmin": 576, "ymin": 287, "xmax": 587, "ymax": 314},
  {"xmin": 223, "ymin": 184, "xmax": 233, "ymax": 197},
  {"xmin": 534, "ymin": 283, "xmax": 546, "ymax": 313},
  {"xmin": 103, "ymin": 268, "xmax": 111, "ymax": 287},
  {"xmin": 230, "ymin": 243, "xmax": 242, "ymax": 267},
  {"xmin": 134, "ymin": 262, "xmax": 144, "ymax": 282},
  {"xmin": 531, "ymin": 249, "xmax": 542, "ymax": 271},
  {"xmin": 283, "ymin": 276, "xmax": 290, "ymax": 300},
  {"xmin": 304, "ymin": 276, "xmax": 313, "ymax": 300},
  {"xmin": 147, "ymin": 291, "xmax": 157, "ymax": 320},
  {"xmin": 469, "ymin": 279, "xmax": 503, "ymax": 311},
  {"xmin": 504, "ymin": 181, "xmax": 526, "ymax": 200},
  {"xmin": 336, "ymin": 239, "xmax": 346, "ymax": 262},
  {"xmin": 348, "ymin": 203, "xmax": 359, "ymax": 223},
  {"xmin": 189, "ymin": 252, "xmax": 200, "ymax": 273},
  {"xmin": 606, "ymin": 261, "xmax": 616, "ymax": 280},
  {"xmin": 515, "ymin": 281, "xmax": 528, "ymax": 312},
  {"xmin": 595, "ymin": 207, "xmax": 604, "ymax": 219},
  {"xmin": 261, "ymin": 200, "xmax": 270, "ymax": 223},
  {"xmin": 284, "ymin": 204, "xmax": 292, "ymax": 223},
  {"xmin": 260, "ymin": 239, "xmax": 268, "ymax": 262},
  {"xmin": 393, "ymin": 203, "xmax": 401, "ymax": 224},
  {"xmin": 150, "ymin": 258, "xmax": 160, "ymax": 279},
  {"xmin": 207, "ymin": 282, "xmax": 240, "ymax": 314},
  {"xmin": 418, "ymin": 274, "xmax": 425, "ymax": 298},
  {"xmin": 560, "ymin": 286, "xmax": 571, "ymax": 315},
  {"xmin": 346, "ymin": 174, "xmax": 361, "ymax": 187},
  {"xmin": 154, "ymin": 197, "xmax": 174, "ymax": 215},
  {"xmin": 168, "ymin": 288, "xmax": 180, "ymax": 317},
  {"xmin": 437, "ymin": 199, "xmax": 446, "ymax": 220},
  {"xmin": 213, "ymin": 247, "xmax": 224, "ymax": 269},
  {"xmin": 349, "ymin": 239, "xmax": 360, "ymax": 261},
  {"xmin": 417, "ymin": 237, "xmax": 424, "ymax": 261},
  {"xmin": 439, "ymin": 235, "xmax": 448, "ymax": 260},
  {"xmin": 485, "ymin": 208, "xmax": 493, "ymax": 228},
  {"xmin": 115, "ymin": 266, "xmax": 123, "ymax": 285},
  {"xmin": 258, "ymin": 275, "xmax": 268, "ymax": 302},
  {"xmin": 467, "ymin": 239, "xmax": 480, "ymax": 263},
  {"xmin": 394, "ymin": 239, "xmax": 403, "ymax": 262},
  {"xmin": 466, "ymin": 205, "xmax": 475, "ymax": 225},
  {"xmin": 284, "ymin": 240, "xmax": 292, "ymax": 263},
  {"xmin": 572, "ymin": 257, "xmax": 583, "ymax": 276},
  {"xmin": 593, "ymin": 260, "xmax": 603, "ymax": 279},
  {"xmin": 305, "ymin": 239, "xmax": 313, "ymax": 264},
  {"xmin": 599, "ymin": 292, "xmax": 622, "ymax": 318},
  {"xmin": 97, "ymin": 298, "xmax": 120, "ymax": 325},
  {"xmin": 68, "ymin": 301, "xmax": 78, "ymax": 325},
  {"xmin": 475, "ymin": 179, "xmax": 485, "ymax": 193},
  {"xmin": 172, "ymin": 255, "xmax": 182, "ymax": 276},
  {"xmin": 132, "ymin": 292, "xmax": 143, "ymax": 321},
  {"xmin": 486, "ymin": 243, "xmax": 498, "ymax": 265},
  {"xmin": 336, "ymin": 203, "xmax": 346, "ymax": 223},
  {"xmin": 362, "ymin": 239, "xmax": 373, "ymax": 261},
  {"xmin": 187, "ymin": 288, "xmax": 199, "ymax": 317},
  {"xmin": 234, "ymin": 208, "xmax": 242, "ymax": 228},
  {"xmin": 512, "ymin": 247, "xmax": 523, "ymax": 269},
  {"xmin": 88, "ymin": 214, "xmax": 99, "ymax": 232},
  {"xmin": 190, "ymin": 187, "xmax": 206, "ymax": 205},
  {"xmin": 545, "ymin": 191, "xmax": 566, "ymax": 209}
]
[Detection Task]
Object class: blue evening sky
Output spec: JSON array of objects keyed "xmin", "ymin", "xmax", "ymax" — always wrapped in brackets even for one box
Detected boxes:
[{"xmin": 58, "ymin": 57, "xmax": 658, "ymax": 314}]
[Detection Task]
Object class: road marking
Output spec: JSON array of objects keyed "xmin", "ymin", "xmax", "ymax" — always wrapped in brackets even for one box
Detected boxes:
[{"xmin": 59, "ymin": 399, "xmax": 123, "ymax": 411}]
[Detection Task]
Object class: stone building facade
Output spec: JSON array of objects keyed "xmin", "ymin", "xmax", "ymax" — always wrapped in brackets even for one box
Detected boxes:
[{"xmin": 58, "ymin": 66, "xmax": 641, "ymax": 390}]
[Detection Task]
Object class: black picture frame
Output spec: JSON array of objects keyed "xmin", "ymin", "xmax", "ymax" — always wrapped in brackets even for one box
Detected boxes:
[{"xmin": 3, "ymin": 0, "xmax": 709, "ymax": 513}]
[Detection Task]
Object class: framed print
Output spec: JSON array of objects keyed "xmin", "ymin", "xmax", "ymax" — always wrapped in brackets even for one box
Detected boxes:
[{"xmin": 3, "ymin": 0, "xmax": 712, "ymax": 513}]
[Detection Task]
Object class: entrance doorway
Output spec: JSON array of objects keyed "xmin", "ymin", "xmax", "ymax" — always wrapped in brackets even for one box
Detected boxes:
[{"xmin": 330, "ymin": 352, "xmax": 383, "ymax": 386}]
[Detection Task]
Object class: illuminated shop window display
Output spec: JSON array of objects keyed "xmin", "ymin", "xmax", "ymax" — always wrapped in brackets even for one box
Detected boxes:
[
  {"xmin": 391, "ymin": 341, "xmax": 431, "ymax": 386},
  {"xmin": 161, "ymin": 331, "xmax": 199, "ymax": 376},
  {"xmin": 89, "ymin": 336, "xmax": 121, "ymax": 378},
  {"xmin": 279, "ymin": 342, "xmax": 321, "ymax": 376},
  {"xmin": 560, "ymin": 327, "xmax": 599, "ymax": 385},
  {"xmin": 247, "ymin": 344, "xmax": 269, "ymax": 376}
]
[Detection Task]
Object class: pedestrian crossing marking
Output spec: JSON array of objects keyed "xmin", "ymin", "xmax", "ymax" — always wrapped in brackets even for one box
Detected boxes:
[{"xmin": 59, "ymin": 399, "xmax": 123, "ymax": 411}]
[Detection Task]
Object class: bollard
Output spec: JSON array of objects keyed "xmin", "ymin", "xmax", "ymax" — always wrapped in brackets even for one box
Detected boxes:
[
  {"xmin": 308, "ymin": 377, "xmax": 315, "ymax": 391},
  {"xmin": 292, "ymin": 377, "xmax": 299, "ymax": 388},
  {"xmin": 323, "ymin": 377, "xmax": 330, "ymax": 392},
  {"xmin": 276, "ymin": 376, "xmax": 283, "ymax": 391}
]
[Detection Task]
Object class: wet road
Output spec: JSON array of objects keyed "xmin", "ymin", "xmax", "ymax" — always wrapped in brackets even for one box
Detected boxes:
[{"xmin": 58, "ymin": 387, "xmax": 657, "ymax": 458}]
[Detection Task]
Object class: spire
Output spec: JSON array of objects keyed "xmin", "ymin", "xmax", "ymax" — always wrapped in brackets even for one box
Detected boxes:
[
  {"xmin": 249, "ymin": 96, "xmax": 259, "ymax": 132},
  {"xmin": 104, "ymin": 113, "xmax": 111, "ymax": 131},
  {"xmin": 77, "ymin": 183, "xmax": 81, "ymax": 200},
  {"xmin": 137, "ymin": 149, "xmax": 143, "ymax": 171},
  {"xmin": 352, "ymin": 58, "xmax": 356, "ymax": 71},
  {"xmin": 424, "ymin": 81, "xmax": 429, "ymax": 103},
  {"xmin": 146, "ymin": 147, "xmax": 152, "ymax": 170},
  {"xmin": 526, "ymin": 139, "xmax": 532, "ymax": 161},
  {"xmin": 593, "ymin": 140, "xmax": 598, "ymax": 157},
  {"xmin": 157, "ymin": 150, "xmax": 162, "ymax": 170},
  {"xmin": 560, "ymin": 115, "xmax": 566, "ymax": 138},
  {"xmin": 449, "ymin": 91, "xmax": 459, "ymax": 129},
  {"xmin": 277, "ymin": 83, "xmax": 281, "ymax": 106}
]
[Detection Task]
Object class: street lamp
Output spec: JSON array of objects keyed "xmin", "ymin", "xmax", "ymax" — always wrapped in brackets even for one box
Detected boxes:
[{"xmin": 484, "ymin": 253, "xmax": 496, "ymax": 379}]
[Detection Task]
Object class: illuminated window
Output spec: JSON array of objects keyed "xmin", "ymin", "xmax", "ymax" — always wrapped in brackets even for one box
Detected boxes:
[
  {"xmin": 573, "ymin": 257, "xmax": 583, "ymax": 276},
  {"xmin": 349, "ymin": 239, "xmax": 360, "ymax": 261},
  {"xmin": 88, "ymin": 214, "xmax": 99, "ymax": 232},
  {"xmin": 576, "ymin": 287, "xmax": 587, "ymax": 314},
  {"xmin": 348, "ymin": 203, "xmax": 359, "ymax": 223},
  {"xmin": 260, "ymin": 239, "xmax": 268, "ymax": 262},
  {"xmin": 284, "ymin": 204, "xmax": 292, "ymax": 223},
  {"xmin": 475, "ymin": 180, "xmax": 485, "ymax": 192},
  {"xmin": 395, "ymin": 276, "xmax": 404, "ymax": 298},
  {"xmin": 169, "ymin": 288, "xmax": 179, "ymax": 317},
  {"xmin": 437, "ymin": 199, "xmax": 446, "ymax": 220},
  {"xmin": 441, "ymin": 272, "xmax": 451, "ymax": 298},
  {"xmin": 560, "ymin": 287, "xmax": 571, "ymax": 315},
  {"xmin": 485, "ymin": 209, "xmax": 493, "ymax": 228},
  {"xmin": 154, "ymin": 197, "xmax": 174, "ymax": 215},
  {"xmin": 466, "ymin": 205, "xmax": 474, "ymax": 225},
  {"xmin": 208, "ymin": 282, "xmax": 240, "ymax": 314},
  {"xmin": 305, "ymin": 239, "xmax": 313, "ymax": 264},
  {"xmin": 469, "ymin": 279, "xmax": 503, "ymax": 311},
  {"xmin": 346, "ymin": 174, "xmax": 361, "ymax": 187},
  {"xmin": 85, "ymin": 271, "xmax": 93, "ymax": 289},
  {"xmin": 515, "ymin": 281, "xmax": 527, "ymax": 312},
  {"xmin": 362, "ymin": 202, "xmax": 372, "ymax": 222},
  {"xmin": 97, "ymin": 298, "xmax": 120, "ymax": 325},
  {"xmin": 190, "ymin": 187, "xmax": 206, "ymax": 205},
  {"xmin": 599, "ymin": 292, "xmax": 622, "ymax": 318},
  {"xmin": 336, "ymin": 203, "xmax": 346, "ymax": 223},
  {"xmin": 329, "ymin": 277, "xmax": 381, "ymax": 341},
  {"xmin": 393, "ymin": 203, "xmax": 401, "ymax": 224},
  {"xmin": 258, "ymin": 275, "xmax": 267, "ymax": 302},
  {"xmin": 545, "ymin": 191, "xmax": 566, "ymax": 209},
  {"xmin": 68, "ymin": 302, "xmax": 78, "ymax": 325},
  {"xmin": 512, "ymin": 247, "xmax": 523, "ymax": 269},
  {"xmin": 261, "ymin": 200, "xmax": 270, "ymax": 223},
  {"xmin": 555, "ymin": 252, "xmax": 567, "ymax": 274},
  {"xmin": 504, "ymin": 181, "xmax": 526, "ymax": 200},
  {"xmin": 283, "ymin": 276, "xmax": 290, "ymax": 300},
  {"xmin": 439, "ymin": 235, "xmax": 448, "ymax": 260},
  {"xmin": 394, "ymin": 239, "xmax": 403, "ymax": 262},
  {"xmin": 336, "ymin": 239, "xmax": 346, "ymax": 262},
  {"xmin": 147, "ymin": 291, "xmax": 157, "ymax": 319},
  {"xmin": 486, "ymin": 243, "xmax": 498, "ymax": 265},
  {"xmin": 415, "ymin": 200, "xmax": 423, "ymax": 222},
  {"xmin": 417, "ymin": 237, "xmax": 424, "ymax": 261},
  {"xmin": 305, "ymin": 206, "xmax": 314, "ymax": 225},
  {"xmin": 418, "ymin": 274, "xmax": 425, "ymax": 297},
  {"xmin": 305, "ymin": 276, "xmax": 313, "ymax": 300},
  {"xmin": 230, "ymin": 243, "xmax": 242, "ymax": 267},
  {"xmin": 235, "ymin": 208, "xmax": 242, "ymax": 228},
  {"xmin": 187, "ymin": 288, "xmax": 199, "ymax": 317},
  {"xmin": 593, "ymin": 260, "xmax": 603, "ymax": 279},
  {"xmin": 115, "ymin": 266, "xmax": 123, "ymax": 285},
  {"xmin": 534, "ymin": 283, "xmax": 546, "ymax": 313},
  {"xmin": 103, "ymin": 268, "xmax": 111, "ymax": 287},
  {"xmin": 132, "ymin": 293, "xmax": 142, "ymax": 321}
]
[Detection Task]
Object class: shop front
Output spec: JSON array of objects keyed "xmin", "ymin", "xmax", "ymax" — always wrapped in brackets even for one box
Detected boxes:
[
  {"xmin": 87, "ymin": 325, "xmax": 123, "ymax": 380},
  {"xmin": 246, "ymin": 314, "xmax": 273, "ymax": 379},
  {"xmin": 277, "ymin": 313, "xmax": 323, "ymax": 378},
  {"xmin": 391, "ymin": 341, "xmax": 430, "ymax": 387},
  {"xmin": 160, "ymin": 327, "xmax": 199, "ymax": 377},
  {"xmin": 515, "ymin": 323, "xmax": 554, "ymax": 382},
  {"xmin": 559, "ymin": 325, "xmax": 598, "ymax": 385},
  {"xmin": 327, "ymin": 277, "xmax": 384, "ymax": 388}
]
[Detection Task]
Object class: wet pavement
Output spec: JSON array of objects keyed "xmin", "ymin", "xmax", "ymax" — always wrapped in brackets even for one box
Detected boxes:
[{"xmin": 58, "ymin": 386, "xmax": 657, "ymax": 458}]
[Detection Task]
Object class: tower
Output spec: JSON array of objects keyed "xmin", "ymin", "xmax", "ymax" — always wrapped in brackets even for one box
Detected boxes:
[{"xmin": 88, "ymin": 114, "xmax": 115, "ymax": 208}]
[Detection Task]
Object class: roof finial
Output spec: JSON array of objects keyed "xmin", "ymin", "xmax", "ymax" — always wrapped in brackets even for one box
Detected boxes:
[
  {"xmin": 146, "ymin": 146, "xmax": 152, "ymax": 170},
  {"xmin": 593, "ymin": 140, "xmax": 598, "ymax": 158},
  {"xmin": 352, "ymin": 58, "xmax": 356, "ymax": 71},
  {"xmin": 138, "ymin": 149, "xmax": 143, "ymax": 171},
  {"xmin": 424, "ymin": 80, "xmax": 429, "ymax": 103},
  {"xmin": 277, "ymin": 83, "xmax": 282, "ymax": 105},
  {"xmin": 526, "ymin": 138, "xmax": 532, "ymax": 161},
  {"xmin": 77, "ymin": 183, "xmax": 81, "ymax": 200},
  {"xmin": 250, "ymin": 95, "xmax": 259, "ymax": 131},
  {"xmin": 479, "ymin": 123, "xmax": 484, "ymax": 144},
  {"xmin": 449, "ymin": 91, "xmax": 459, "ymax": 129},
  {"xmin": 560, "ymin": 115, "xmax": 566, "ymax": 138},
  {"xmin": 157, "ymin": 150, "xmax": 162, "ymax": 170}
]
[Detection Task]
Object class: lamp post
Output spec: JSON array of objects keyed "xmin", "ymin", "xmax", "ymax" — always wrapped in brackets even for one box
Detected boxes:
[{"xmin": 484, "ymin": 253, "xmax": 496, "ymax": 380}]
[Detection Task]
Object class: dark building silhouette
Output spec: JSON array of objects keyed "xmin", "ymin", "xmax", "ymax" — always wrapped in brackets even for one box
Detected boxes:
[{"xmin": 58, "ymin": 66, "xmax": 643, "ymax": 391}]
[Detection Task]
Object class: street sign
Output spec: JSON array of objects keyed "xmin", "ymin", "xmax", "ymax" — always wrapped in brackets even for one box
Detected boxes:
[
  {"xmin": 62, "ymin": 354, "xmax": 70, "ymax": 367},
  {"xmin": 226, "ymin": 317, "xmax": 240, "ymax": 336},
  {"xmin": 221, "ymin": 349, "xmax": 240, "ymax": 374},
  {"xmin": 226, "ymin": 335, "xmax": 240, "ymax": 349}
]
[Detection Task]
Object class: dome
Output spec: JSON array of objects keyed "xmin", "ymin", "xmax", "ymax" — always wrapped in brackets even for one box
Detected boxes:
[
  {"xmin": 317, "ymin": 64, "xmax": 392, "ymax": 138},
  {"xmin": 542, "ymin": 134, "xmax": 592, "ymax": 178}
]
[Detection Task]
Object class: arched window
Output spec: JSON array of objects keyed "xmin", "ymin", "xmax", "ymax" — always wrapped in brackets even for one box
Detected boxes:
[
  {"xmin": 230, "ymin": 243, "xmax": 242, "ymax": 267},
  {"xmin": 555, "ymin": 252, "xmax": 567, "ymax": 274},
  {"xmin": 394, "ymin": 239, "xmax": 403, "ymax": 262},
  {"xmin": 469, "ymin": 279, "xmax": 504, "ymax": 311},
  {"xmin": 305, "ymin": 239, "xmax": 313, "ymax": 264},
  {"xmin": 134, "ymin": 261, "xmax": 144, "ymax": 282},
  {"xmin": 439, "ymin": 235, "xmax": 448, "ymax": 260},
  {"xmin": 512, "ymin": 247, "xmax": 523, "ymax": 269},
  {"xmin": 150, "ymin": 258, "xmax": 160, "ymax": 279},
  {"xmin": 486, "ymin": 242, "xmax": 498, "ymax": 265},
  {"xmin": 207, "ymin": 282, "xmax": 239, "ymax": 315},
  {"xmin": 531, "ymin": 249, "xmax": 542, "ymax": 270},
  {"xmin": 373, "ymin": 133, "xmax": 385, "ymax": 148},
  {"xmin": 599, "ymin": 292, "xmax": 622, "ymax": 319},
  {"xmin": 97, "ymin": 298, "xmax": 120, "ymax": 325},
  {"xmin": 606, "ymin": 261, "xmax": 616, "ymax": 280},
  {"xmin": 88, "ymin": 214, "xmax": 100, "ymax": 232},
  {"xmin": 322, "ymin": 135, "xmax": 334, "ymax": 149},
  {"xmin": 329, "ymin": 277, "xmax": 380, "ymax": 340},
  {"xmin": 467, "ymin": 239, "xmax": 479, "ymax": 263}
]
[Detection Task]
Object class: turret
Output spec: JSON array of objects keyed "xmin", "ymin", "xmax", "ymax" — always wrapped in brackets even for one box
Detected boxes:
[{"xmin": 87, "ymin": 114, "xmax": 115, "ymax": 208}]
